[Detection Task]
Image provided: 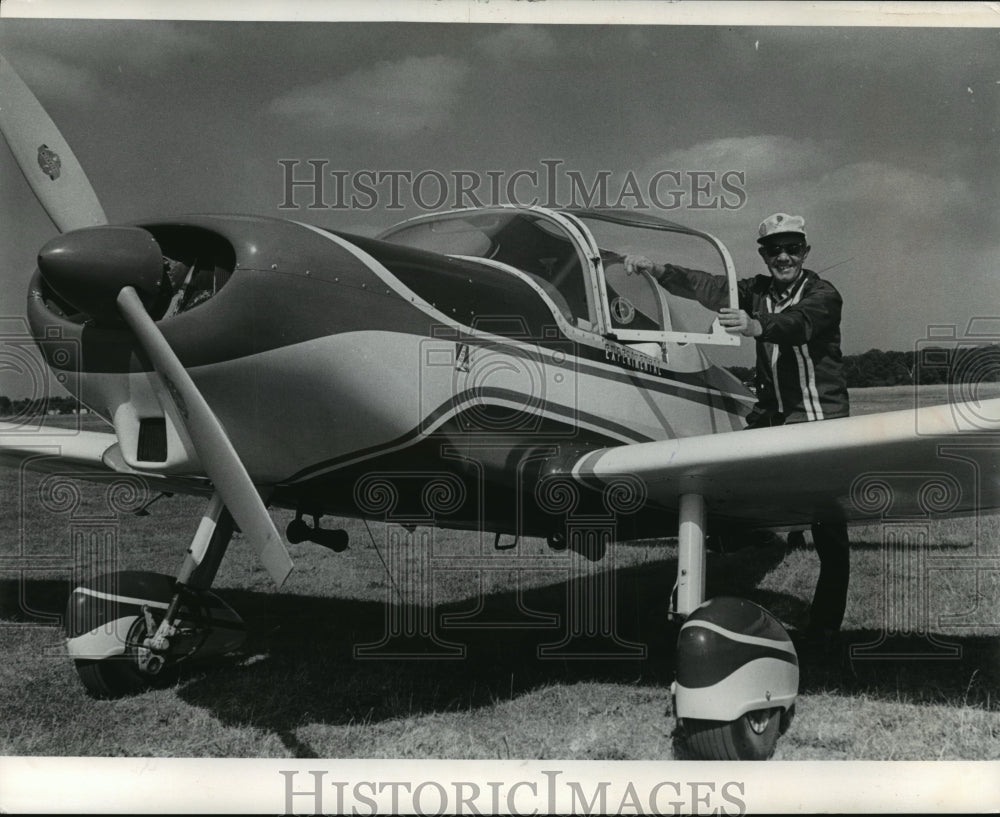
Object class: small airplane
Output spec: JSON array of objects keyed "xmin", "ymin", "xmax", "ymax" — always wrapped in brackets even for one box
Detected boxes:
[{"xmin": 1, "ymin": 53, "xmax": 998, "ymax": 761}]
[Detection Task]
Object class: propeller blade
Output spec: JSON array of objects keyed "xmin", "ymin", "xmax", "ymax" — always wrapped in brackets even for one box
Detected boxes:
[
  {"xmin": 116, "ymin": 286, "xmax": 294, "ymax": 587},
  {"xmin": 0, "ymin": 54, "xmax": 107, "ymax": 233}
]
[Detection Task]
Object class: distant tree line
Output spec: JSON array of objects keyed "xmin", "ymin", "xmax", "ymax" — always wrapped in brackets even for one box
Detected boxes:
[
  {"xmin": 730, "ymin": 344, "xmax": 1000, "ymax": 389},
  {"xmin": 0, "ymin": 395, "xmax": 84, "ymax": 417}
]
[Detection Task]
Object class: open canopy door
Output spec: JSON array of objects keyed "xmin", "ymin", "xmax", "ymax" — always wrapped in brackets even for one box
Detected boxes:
[{"xmin": 567, "ymin": 209, "xmax": 741, "ymax": 347}]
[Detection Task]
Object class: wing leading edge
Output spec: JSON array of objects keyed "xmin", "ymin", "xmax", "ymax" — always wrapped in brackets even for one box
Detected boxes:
[
  {"xmin": 565, "ymin": 397, "xmax": 1000, "ymax": 527},
  {"xmin": 0, "ymin": 420, "xmax": 211, "ymax": 497}
]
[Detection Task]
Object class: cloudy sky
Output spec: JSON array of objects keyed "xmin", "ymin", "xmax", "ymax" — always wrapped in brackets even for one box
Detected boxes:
[{"xmin": 0, "ymin": 11, "xmax": 997, "ymax": 394}]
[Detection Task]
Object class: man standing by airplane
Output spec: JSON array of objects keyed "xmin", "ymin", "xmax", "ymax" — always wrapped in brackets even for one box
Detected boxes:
[{"xmin": 624, "ymin": 213, "xmax": 850, "ymax": 650}]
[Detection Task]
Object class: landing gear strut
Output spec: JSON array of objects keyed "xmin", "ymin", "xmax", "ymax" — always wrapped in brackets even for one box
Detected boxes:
[
  {"xmin": 670, "ymin": 493, "xmax": 799, "ymax": 760},
  {"xmin": 66, "ymin": 493, "xmax": 246, "ymax": 698}
]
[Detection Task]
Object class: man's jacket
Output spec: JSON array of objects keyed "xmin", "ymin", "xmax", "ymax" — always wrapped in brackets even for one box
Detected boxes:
[{"xmin": 654, "ymin": 265, "xmax": 849, "ymax": 424}]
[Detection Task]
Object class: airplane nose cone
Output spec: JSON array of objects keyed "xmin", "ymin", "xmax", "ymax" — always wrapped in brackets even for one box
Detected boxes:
[{"xmin": 38, "ymin": 225, "xmax": 164, "ymax": 323}]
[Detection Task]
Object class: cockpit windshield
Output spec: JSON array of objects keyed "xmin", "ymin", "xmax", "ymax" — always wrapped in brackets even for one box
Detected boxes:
[
  {"xmin": 379, "ymin": 210, "xmax": 596, "ymax": 327},
  {"xmin": 379, "ymin": 207, "xmax": 740, "ymax": 347}
]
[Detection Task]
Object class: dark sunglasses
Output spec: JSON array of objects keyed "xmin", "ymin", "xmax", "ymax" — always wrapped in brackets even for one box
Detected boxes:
[{"xmin": 761, "ymin": 242, "xmax": 806, "ymax": 259}]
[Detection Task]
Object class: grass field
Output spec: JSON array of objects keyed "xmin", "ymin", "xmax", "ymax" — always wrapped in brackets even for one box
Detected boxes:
[{"xmin": 1, "ymin": 385, "xmax": 998, "ymax": 760}]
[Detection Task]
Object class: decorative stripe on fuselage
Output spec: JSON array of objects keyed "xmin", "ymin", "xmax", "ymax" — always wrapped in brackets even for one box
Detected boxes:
[{"xmin": 282, "ymin": 383, "xmax": 651, "ymax": 484}]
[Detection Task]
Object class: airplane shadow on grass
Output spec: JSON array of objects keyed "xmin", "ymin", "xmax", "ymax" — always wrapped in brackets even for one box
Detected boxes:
[
  {"xmin": 2, "ymin": 541, "xmax": 997, "ymax": 759},
  {"xmin": 182, "ymin": 540, "xmax": 999, "ymax": 758}
]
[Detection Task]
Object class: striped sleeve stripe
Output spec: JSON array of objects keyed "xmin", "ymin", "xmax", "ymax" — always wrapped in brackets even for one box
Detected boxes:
[
  {"xmin": 784, "ymin": 282, "xmax": 823, "ymax": 420},
  {"xmin": 770, "ymin": 278, "xmax": 824, "ymax": 420},
  {"xmin": 792, "ymin": 344, "xmax": 823, "ymax": 420},
  {"xmin": 765, "ymin": 294, "xmax": 784, "ymax": 414},
  {"xmin": 802, "ymin": 345, "xmax": 823, "ymax": 419}
]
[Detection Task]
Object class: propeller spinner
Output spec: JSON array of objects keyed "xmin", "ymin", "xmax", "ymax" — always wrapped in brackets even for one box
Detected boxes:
[{"xmin": 37, "ymin": 226, "xmax": 165, "ymax": 323}]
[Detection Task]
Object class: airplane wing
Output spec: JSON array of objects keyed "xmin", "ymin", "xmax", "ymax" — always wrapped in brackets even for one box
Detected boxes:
[
  {"xmin": 563, "ymin": 397, "xmax": 1000, "ymax": 527},
  {"xmin": 0, "ymin": 420, "xmax": 212, "ymax": 497}
]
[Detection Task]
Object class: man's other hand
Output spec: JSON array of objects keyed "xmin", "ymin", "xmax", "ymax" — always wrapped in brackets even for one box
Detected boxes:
[
  {"xmin": 719, "ymin": 307, "xmax": 762, "ymax": 337},
  {"xmin": 623, "ymin": 255, "xmax": 661, "ymax": 276}
]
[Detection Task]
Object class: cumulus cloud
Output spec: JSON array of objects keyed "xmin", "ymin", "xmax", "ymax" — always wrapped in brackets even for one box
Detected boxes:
[
  {"xmin": 3, "ymin": 50, "xmax": 105, "ymax": 105},
  {"xmin": 3, "ymin": 24, "xmax": 212, "ymax": 105},
  {"xmin": 331, "ymin": 221, "xmax": 381, "ymax": 237},
  {"xmin": 645, "ymin": 135, "xmax": 829, "ymax": 186},
  {"xmin": 642, "ymin": 134, "xmax": 975, "ymax": 230},
  {"xmin": 478, "ymin": 26, "xmax": 557, "ymax": 62},
  {"xmin": 268, "ymin": 55, "xmax": 469, "ymax": 138},
  {"xmin": 101, "ymin": 23, "xmax": 212, "ymax": 68},
  {"xmin": 806, "ymin": 161, "xmax": 972, "ymax": 215},
  {"xmin": 7, "ymin": 22, "xmax": 210, "ymax": 74},
  {"xmin": 747, "ymin": 158, "xmax": 977, "ymax": 250}
]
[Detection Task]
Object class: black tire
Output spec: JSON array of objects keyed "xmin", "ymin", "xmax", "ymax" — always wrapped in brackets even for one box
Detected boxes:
[
  {"xmin": 779, "ymin": 702, "xmax": 796, "ymax": 735},
  {"xmin": 74, "ymin": 657, "xmax": 148, "ymax": 699},
  {"xmin": 73, "ymin": 617, "xmax": 178, "ymax": 699},
  {"xmin": 683, "ymin": 707, "xmax": 783, "ymax": 760}
]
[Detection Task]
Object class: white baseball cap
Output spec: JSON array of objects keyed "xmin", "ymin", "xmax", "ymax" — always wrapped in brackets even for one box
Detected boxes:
[{"xmin": 758, "ymin": 212, "xmax": 806, "ymax": 244}]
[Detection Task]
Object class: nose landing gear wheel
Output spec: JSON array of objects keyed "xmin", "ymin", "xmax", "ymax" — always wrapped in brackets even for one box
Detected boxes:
[
  {"xmin": 67, "ymin": 570, "xmax": 247, "ymax": 698},
  {"xmin": 683, "ymin": 707, "xmax": 783, "ymax": 760},
  {"xmin": 74, "ymin": 615, "xmax": 179, "ymax": 699}
]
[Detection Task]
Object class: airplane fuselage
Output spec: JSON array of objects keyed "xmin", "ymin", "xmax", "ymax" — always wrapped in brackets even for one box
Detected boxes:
[{"xmin": 27, "ymin": 214, "xmax": 753, "ymax": 539}]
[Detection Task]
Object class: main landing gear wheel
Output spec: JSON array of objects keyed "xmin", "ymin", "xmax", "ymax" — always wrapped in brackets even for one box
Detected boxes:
[
  {"xmin": 73, "ymin": 615, "xmax": 179, "ymax": 699},
  {"xmin": 672, "ymin": 596, "xmax": 799, "ymax": 760},
  {"xmin": 683, "ymin": 706, "xmax": 790, "ymax": 760}
]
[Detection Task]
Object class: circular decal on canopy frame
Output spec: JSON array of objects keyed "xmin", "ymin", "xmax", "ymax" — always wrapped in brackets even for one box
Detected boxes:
[{"xmin": 610, "ymin": 296, "xmax": 635, "ymax": 325}]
